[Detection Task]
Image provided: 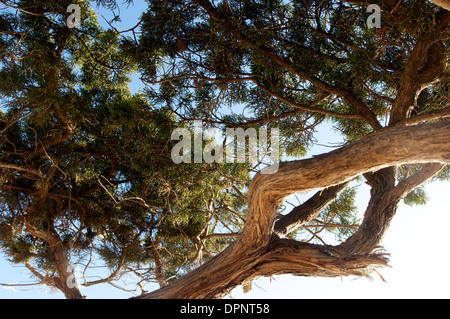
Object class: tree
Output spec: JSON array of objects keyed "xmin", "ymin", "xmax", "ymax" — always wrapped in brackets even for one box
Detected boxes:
[
  {"xmin": 0, "ymin": 0, "xmax": 449, "ymax": 299},
  {"xmin": 130, "ymin": 0, "xmax": 450, "ymax": 299},
  {"xmin": 0, "ymin": 0, "xmax": 249, "ymax": 298}
]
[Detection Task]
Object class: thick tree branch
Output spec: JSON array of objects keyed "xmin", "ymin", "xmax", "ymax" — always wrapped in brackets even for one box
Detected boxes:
[
  {"xmin": 389, "ymin": 9, "xmax": 450, "ymax": 124},
  {"xmin": 253, "ymin": 238, "xmax": 388, "ymax": 280},
  {"xmin": 392, "ymin": 163, "xmax": 444, "ymax": 198},
  {"xmin": 137, "ymin": 121, "xmax": 450, "ymax": 299},
  {"xmin": 245, "ymin": 122, "xmax": 450, "ymax": 247},
  {"xmin": 392, "ymin": 105, "xmax": 450, "ymax": 127}
]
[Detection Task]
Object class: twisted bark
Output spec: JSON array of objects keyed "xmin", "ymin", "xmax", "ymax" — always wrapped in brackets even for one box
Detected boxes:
[{"xmin": 136, "ymin": 121, "xmax": 450, "ymax": 299}]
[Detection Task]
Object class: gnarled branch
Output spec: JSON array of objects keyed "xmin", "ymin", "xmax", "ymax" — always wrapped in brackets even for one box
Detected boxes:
[{"xmin": 137, "ymin": 121, "xmax": 450, "ymax": 299}]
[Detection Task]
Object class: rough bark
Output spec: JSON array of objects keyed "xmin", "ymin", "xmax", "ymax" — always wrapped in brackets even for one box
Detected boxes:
[
  {"xmin": 389, "ymin": 9, "xmax": 450, "ymax": 124},
  {"xmin": 136, "ymin": 121, "xmax": 450, "ymax": 299},
  {"xmin": 25, "ymin": 222, "xmax": 84, "ymax": 299}
]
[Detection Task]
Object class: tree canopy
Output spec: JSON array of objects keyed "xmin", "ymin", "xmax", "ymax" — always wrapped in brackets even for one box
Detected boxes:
[{"xmin": 0, "ymin": 0, "xmax": 449, "ymax": 299}]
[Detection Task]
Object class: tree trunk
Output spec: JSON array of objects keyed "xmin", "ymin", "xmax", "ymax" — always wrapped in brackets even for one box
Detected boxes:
[
  {"xmin": 50, "ymin": 241, "xmax": 85, "ymax": 300},
  {"xmin": 135, "ymin": 122, "xmax": 450, "ymax": 299},
  {"xmin": 25, "ymin": 220, "xmax": 84, "ymax": 299},
  {"xmin": 338, "ymin": 167, "xmax": 398, "ymax": 255}
]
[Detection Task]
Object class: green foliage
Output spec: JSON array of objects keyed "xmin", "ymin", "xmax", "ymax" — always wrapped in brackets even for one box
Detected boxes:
[
  {"xmin": 315, "ymin": 186, "xmax": 360, "ymax": 242},
  {"xmin": 403, "ymin": 186, "xmax": 428, "ymax": 207},
  {"xmin": 433, "ymin": 164, "xmax": 450, "ymax": 182},
  {"xmin": 0, "ymin": 0, "xmax": 249, "ymax": 294},
  {"xmin": 398, "ymin": 164, "xmax": 431, "ymax": 206}
]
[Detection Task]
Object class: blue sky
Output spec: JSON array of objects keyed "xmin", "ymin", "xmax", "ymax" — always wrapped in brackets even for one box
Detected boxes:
[{"xmin": 1, "ymin": 1, "xmax": 450, "ymax": 299}]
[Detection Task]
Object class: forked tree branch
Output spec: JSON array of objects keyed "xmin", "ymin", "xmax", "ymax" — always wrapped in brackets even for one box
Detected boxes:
[
  {"xmin": 389, "ymin": 9, "xmax": 450, "ymax": 124},
  {"xmin": 244, "ymin": 122, "xmax": 450, "ymax": 246},
  {"xmin": 137, "ymin": 121, "xmax": 450, "ymax": 299}
]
